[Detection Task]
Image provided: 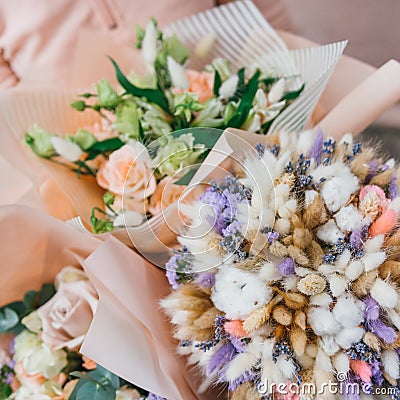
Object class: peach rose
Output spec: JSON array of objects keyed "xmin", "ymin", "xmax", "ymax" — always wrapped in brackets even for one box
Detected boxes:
[
  {"xmin": 37, "ymin": 279, "xmax": 98, "ymax": 350},
  {"xmin": 113, "ymin": 194, "xmax": 148, "ymax": 215},
  {"xmin": 148, "ymin": 177, "xmax": 186, "ymax": 215},
  {"xmin": 96, "ymin": 142, "xmax": 156, "ymax": 199},
  {"xmin": 186, "ymin": 70, "xmax": 214, "ymax": 102}
]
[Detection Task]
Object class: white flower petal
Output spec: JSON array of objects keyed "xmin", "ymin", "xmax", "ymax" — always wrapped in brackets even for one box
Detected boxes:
[
  {"xmin": 50, "ymin": 137, "xmax": 83, "ymax": 162},
  {"xmin": 142, "ymin": 21, "xmax": 158, "ymax": 64},
  {"xmin": 168, "ymin": 56, "xmax": 189, "ymax": 89},
  {"xmin": 218, "ymin": 75, "xmax": 239, "ymax": 98},
  {"xmin": 114, "ymin": 211, "xmax": 144, "ymax": 227},
  {"xmin": 268, "ymin": 78, "xmax": 285, "ymax": 104}
]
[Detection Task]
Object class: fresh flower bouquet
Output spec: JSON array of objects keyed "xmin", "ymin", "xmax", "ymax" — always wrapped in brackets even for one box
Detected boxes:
[
  {"xmin": 160, "ymin": 128, "xmax": 400, "ymax": 399},
  {"xmin": 0, "ymin": 266, "xmax": 165, "ymax": 400},
  {"xmin": 24, "ymin": 16, "xmax": 307, "ymax": 235}
]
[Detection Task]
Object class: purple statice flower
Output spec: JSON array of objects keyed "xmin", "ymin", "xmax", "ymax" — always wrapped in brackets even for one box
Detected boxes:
[
  {"xmin": 365, "ymin": 160, "xmax": 378, "ymax": 182},
  {"xmin": 364, "ymin": 297, "xmax": 380, "ymax": 321},
  {"xmin": 146, "ymin": 393, "xmax": 167, "ymax": 400},
  {"xmin": 309, "ymin": 127, "xmax": 324, "ymax": 165},
  {"xmin": 340, "ymin": 374, "xmax": 360, "ymax": 400},
  {"xmin": 220, "ymin": 220, "xmax": 244, "ymax": 254},
  {"xmin": 370, "ymin": 360, "xmax": 384, "ymax": 387},
  {"xmin": 229, "ymin": 335, "xmax": 247, "ymax": 353},
  {"xmin": 207, "ymin": 342, "xmax": 236, "ymax": 375},
  {"xmin": 196, "ymin": 272, "xmax": 215, "ymax": 288},
  {"xmin": 278, "ymin": 257, "xmax": 295, "ymax": 276},
  {"xmin": 389, "ymin": 175, "xmax": 399, "ymax": 199},
  {"xmin": 165, "ymin": 251, "xmax": 191, "ymax": 289},
  {"xmin": 350, "ymin": 229, "xmax": 364, "ymax": 249},
  {"xmin": 263, "ymin": 229, "xmax": 279, "ymax": 244},
  {"xmin": 366, "ymin": 318, "xmax": 397, "ymax": 344},
  {"xmin": 227, "ymin": 369, "xmax": 256, "ymax": 391}
]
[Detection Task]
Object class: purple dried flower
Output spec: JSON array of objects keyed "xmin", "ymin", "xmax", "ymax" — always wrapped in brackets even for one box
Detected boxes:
[
  {"xmin": 227, "ymin": 369, "xmax": 256, "ymax": 391},
  {"xmin": 370, "ymin": 360, "xmax": 384, "ymax": 386},
  {"xmin": 264, "ymin": 230, "xmax": 279, "ymax": 244},
  {"xmin": 278, "ymin": 257, "xmax": 295, "ymax": 276},
  {"xmin": 366, "ymin": 318, "xmax": 397, "ymax": 344},
  {"xmin": 229, "ymin": 335, "xmax": 247, "ymax": 353},
  {"xmin": 364, "ymin": 297, "xmax": 380, "ymax": 321},
  {"xmin": 309, "ymin": 128, "xmax": 324, "ymax": 165},
  {"xmin": 146, "ymin": 393, "xmax": 167, "ymax": 400},
  {"xmin": 350, "ymin": 229, "xmax": 364, "ymax": 249},
  {"xmin": 196, "ymin": 272, "xmax": 215, "ymax": 288},
  {"xmin": 389, "ymin": 175, "xmax": 399, "ymax": 199},
  {"xmin": 366, "ymin": 160, "xmax": 378, "ymax": 182},
  {"xmin": 207, "ymin": 342, "xmax": 236, "ymax": 375}
]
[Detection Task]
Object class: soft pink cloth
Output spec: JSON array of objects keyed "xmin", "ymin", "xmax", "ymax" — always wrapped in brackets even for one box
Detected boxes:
[{"xmin": 0, "ymin": 0, "xmax": 291, "ymax": 87}]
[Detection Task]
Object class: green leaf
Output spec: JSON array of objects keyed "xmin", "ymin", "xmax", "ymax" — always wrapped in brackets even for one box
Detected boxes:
[
  {"xmin": 103, "ymin": 192, "xmax": 115, "ymax": 206},
  {"xmin": 260, "ymin": 77, "xmax": 280, "ymax": 86},
  {"xmin": 172, "ymin": 127, "xmax": 223, "ymax": 149},
  {"xmin": 39, "ymin": 283, "xmax": 56, "ymax": 306},
  {"xmin": 281, "ymin": 83, "xmax": 305, "ymax": 101},
  {"xmin": 163, "ymin": 35, "xmax": 189, "ymax": 64},
  {"xmin": 227, "ymin": 70, "xmax": 261, "ymax": 128},
  {"xmin": 75, "ymin": 382, "xmax": 115, "ymax": 400},
  {"xmin": 213, "ymin": 69, "xmax": 222, "ymax": 96},
  {"xmin": 23, "ymin": 290, "xmax": 38, "ymax": 311},
  {"xmin": 85, "ymin": 137, "xmax": 125, "ymax": 160},
  {"xmin": 71, "ymin": 101, "xmax": 87, "ymax": 112},
  {"xmin": 88, "ymin": 365, "xmax": 119, "ymax": 390},
  {"xmin": 109, "ymin": 57, "xmax": 170, "ymax": 113},
  {"xmin": 174, "ymin": 166, "xmax": 199, "ymax": 186},
  {"xmin": 0, "ymin": 308, "xmax": 19, "ymax": 333}
]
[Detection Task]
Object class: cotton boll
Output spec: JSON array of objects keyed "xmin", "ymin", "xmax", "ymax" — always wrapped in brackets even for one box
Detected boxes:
[
  {"xmin": 315, "ymin": 348, "xmax": 333, "ymax": 372},
  {"xmin": 332, "ymin": 294, "xmax": 365, "ymax": 328},
  {"xmin": 258, "ymin": 262, "xmax": 281, "ymax": 282},
  {"xmin": 319, "ymin": 336, "xmax": 339, "ymax": 356},
  {"xmin": 308, "ymin": 307, "xmax": 341, "ymax": 336},
  {"xmin": 274, "ymin": 218, "xmax": 291, "ymax": 235},
  {"xmin": 382, "ymin": 350, "xmax": 400, "ymax": 380},
  {"xmin": 345, "ymin": 260, "xmax": 364, "ymax": 281},
  {"xmin": 364, "ymin": 235, "xmax": 385, "ymax": 254},
  {"xmin": 328, "ymin": 274, "xmax": 348, "ymax": 298},
  {"xmin": 282, "ymin": 275, "xmax": 299, "ymax": 291},
  {"xmin": 317, "ymin": 219, "xmax": 344, "ymax": 245},
  {"xmin": 371, "ymin": 278, "xmax": 398, "ymax": 309},
  {"xmin": 305, "ymin": 190, "xmax": 318, "ymax": 207},
  {"xmin": 309, "ymin": 293, "xmax": 333, "ymax": 307},
  {"xmin": 335, "ymin": 205, "xmax": 364, "ymax": 232},
  {"xmin": 361, "ymin": 252, "xmax": 386, "ymax": 272},
  {"xmin": 332, "ymin": 352, "xmax": 350, "ymax": 374},
  {"xmin": 297, "ymin": 130, "xmax": 314, "ymax": 154},
  {"xmin": 225, "ymin": 351, "xmax": 259, "ymax": 382},
  {"xmin": 320, "ymin": 172, "xmax": 359, "ymax": 212},
  {"xmin": 211, "ymin": 266, "xmax": 272, "ymax": 319},
  {"xmin": 335, "ymin": 327, "xmax": 364, "ymax": 349}
]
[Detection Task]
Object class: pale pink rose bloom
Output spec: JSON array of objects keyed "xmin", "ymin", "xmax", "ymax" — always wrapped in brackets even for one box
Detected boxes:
[
  {"xmin": 148, "ymin": 177, "xmax": 186, "ymax": 215},
  {"xmin": 96, "ymin": 144, "xmax": 156, "ymax": 199},
  {"xmin": 37, "ymin": 280, "xmax": 98, "ymax": 350},
  {"xmin": 186, "ymin": 70, "xmax": 214, "ymax": 103}
]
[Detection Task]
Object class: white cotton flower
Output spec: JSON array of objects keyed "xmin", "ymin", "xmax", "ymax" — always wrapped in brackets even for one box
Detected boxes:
[
  {"xmin": 328, "ymin": 274, "xmax": 347, "ymax": 297},
  {"xmin": 258, "ymin": 262, "xmax": 281, "ymax": 282},
  {"xmin": 335, "ymin": 205, "xmax": 364, "ymax": 232},
  {"xmin": 332, "ymin": 294, "xmax": 365, "ymax": 328},
  {"xmin": 316, "ymin": 219, "xmax": 344, "ymax": 245},
  {"xmin": 268, "ymin": 78, "xmax": 285, "ymax": 103},
  {"xmin": 332, "ymin": 352, "xmax": 350, "ymax": 374},
  {"xmin": 319, "ymin": 335, "xmax": 339, "ymax": 356},
  {"xmin": 309, "ymin": 293, "xmax": 332, "ymax": 307},
  {"xmin": 308, "ymin": 307, "xmax": 341, "ymax": 336},
  {"xmin": 142, "ymin": 21, "xmax": 158, "ymax": 64},
  {"xmin": 211, "ymin": 266, "xmax": 272, "ymax": 319},
  {"xmin": 382, "ymin": 350, "xmax": 400, "ymax": 380},
  {"xmin": 218, "ymin": 74, "xmax": 239, "ymax": 98},
  {"xmin": 335, "ymin": 327, "xmax": 364, "ymax": 349},
  {"xmin": 113, "ymin": 210, "xmax": 143, "ymax": 227},
  {"xmin": 371, "ymin": 278, "xmax": 398, "ymax": 309},
  {"xmin": 167, "ymin": 56, "xmax": 189, "ymax": 89},
  {"xmin": 304, "ymin": 189, "xmax": 318, "ymax": 206},
  {"xmin": 50, "ymin": 137, "xmax": 83, "ymax": 162}
]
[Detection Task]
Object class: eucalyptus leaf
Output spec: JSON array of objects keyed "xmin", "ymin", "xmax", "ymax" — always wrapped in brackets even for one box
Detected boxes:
[
  {"xmin": 75, "ymin": 382, "xmax": 115, "ymax": 400},
  {"xmin": 39, "ymin": 283, "xmax": 56, "ymax": 306},
  {"xmin": 174, "ymin": 166, "xmax": 199, "ymax": 186},
  {"xmin": 0, "ymin": 308, "xmax": 19, "ymax": 333},
  {"xmin": 109, "ymin": 57, "xmax": 170, "ymax": 113},
  {"xmin": 23, "ymin": 290, "xmax": 38, "ymax": 311}
]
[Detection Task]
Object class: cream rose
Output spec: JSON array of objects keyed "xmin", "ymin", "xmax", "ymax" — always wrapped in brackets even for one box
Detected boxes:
[
  {"xmin": 37, "ymin": 279, "xmax": 98, "ymax": 350},
  {"xmin": 96, "ymin": 142, "xmax": 156, "ymax": 200},
  {"xmin": 148, "ymin": 177, "xmax": 186, "ymax": 215}
]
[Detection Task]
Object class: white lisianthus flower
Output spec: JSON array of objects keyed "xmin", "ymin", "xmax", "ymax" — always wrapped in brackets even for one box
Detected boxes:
[
  {"xmin": 167, "ymin": 56, "xmax": 189, "ymax": 89},
  {"xmin": 218, "ymin": 75, "xmax": 239, "ymax": 98},
  {"xmin": 116, "ymin": 386, "xmax": 142, "ymax": 400},
  {"xmin": 268, "ymin": 78, "xmax": 285, "ymax": 104},
  {"xmin": 142, "ymin": 21, "xmax": 158, "ymax": 64},
  {"xmin": 113, "ymin": 210, "xmax": 143, "ymax": 227},
  {"xmin": 21, "ymin": 311, "xmax": 42, "ymax": 334},
  {"xmin": 23, "ymin": 341, "xmax": 67, "ymax": 379},
  {"xmin": 50, "ymin": 137, "xmax": 83, "ymax": 162},
  {"xmin": 13, "ymin": 330, "xmax": 41, "ymax": 363}
]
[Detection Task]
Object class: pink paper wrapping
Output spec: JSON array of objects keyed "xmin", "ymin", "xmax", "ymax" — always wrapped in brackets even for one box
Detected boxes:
[{"xmin": 81, "ymin": 236, "xmax": 218, "ymax": 400}]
